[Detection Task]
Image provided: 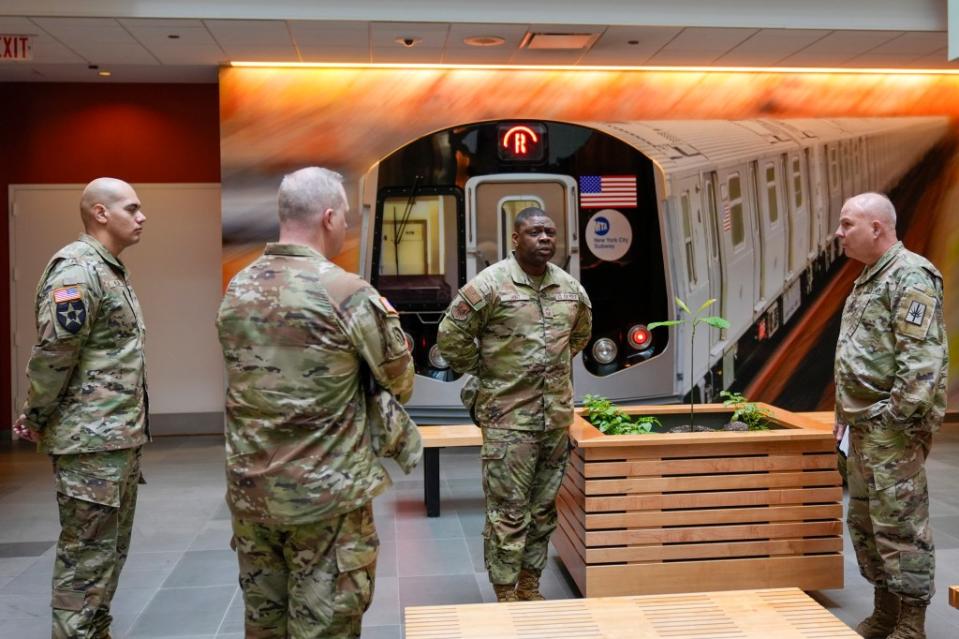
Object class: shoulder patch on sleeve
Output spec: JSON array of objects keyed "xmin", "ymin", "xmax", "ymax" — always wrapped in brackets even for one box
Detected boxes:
[
  {"xmin": 370, "ymin": 295, "xmax": 399, "ymax": 316},
  {"xmin": 460, "ymin": 283, "xmax": 486, "ymax": 310},
  {"xmin": 52, "ymin": 285, "xmax": 83, "ymax": 304},
  {"xmin": 450, "ymin": 298, "xmax": 472, "ymax": 321},
  {"xmin": 895, "ymin": 288, "xmax": 937, "ymax": 339}
]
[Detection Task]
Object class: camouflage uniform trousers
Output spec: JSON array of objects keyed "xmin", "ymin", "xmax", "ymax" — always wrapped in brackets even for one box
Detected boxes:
[
  {"xmin": 847, "ymin": 425, "xmax": 935, "ymax": 604},
  {"xmin": 480, "ymin": 427, "xmax": 570, "ymax": 586},
  {"xmin": 51, "ymin": 447, "xmax": 142, "ymax": 639},
  {"xmin": 232, "ymin": 502, "xmax": 378, "ymax": 639}
]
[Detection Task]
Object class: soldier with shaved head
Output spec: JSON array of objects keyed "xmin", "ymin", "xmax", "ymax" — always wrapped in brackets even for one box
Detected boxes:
[
  {"xmin": 217, "ymin": 167, "xmax": 419, "ymax": 638},
  {"xmin": 834, "ymin": 192, "xmax": 948, "ymax": 639},
  {"xmin": 13, "ymin": 177, "xmax": 149, "ymax": 639}
]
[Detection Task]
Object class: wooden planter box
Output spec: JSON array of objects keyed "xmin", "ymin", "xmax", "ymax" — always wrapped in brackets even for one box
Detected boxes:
[{"xmin": 554, "ymin": 404, "xmax": 844, "ymax": 597}]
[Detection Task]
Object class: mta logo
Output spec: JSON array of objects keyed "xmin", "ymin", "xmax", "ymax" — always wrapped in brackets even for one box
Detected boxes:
[{"xmin": 595, "ymin": 216, "xmax": 610, "ymax": 236}]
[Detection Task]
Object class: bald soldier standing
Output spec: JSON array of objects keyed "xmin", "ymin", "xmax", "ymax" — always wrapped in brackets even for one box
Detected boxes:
[
  {"xmin": 217, "ymin": 167, "xmax": 418, "ymax": 638},
  {"xmin": 437, "ymin": 207, "xmax": 592, "ymax": 602},
  {"xmin": 13, "ymin": 178, "xmax": 149, "ymax": 639},
  {"xmin": 834, "ymin": 193, "xmax": 948, "ymax": 639}
]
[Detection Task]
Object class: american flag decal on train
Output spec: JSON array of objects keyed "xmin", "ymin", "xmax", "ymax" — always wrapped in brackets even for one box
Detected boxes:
[
  {"xmin": 579, "ymin": 176, "xmax": 637, "ymax": 209},
  {"xmin": 53, "ymin": 286, "xmax": 81, "ymax": 303}
]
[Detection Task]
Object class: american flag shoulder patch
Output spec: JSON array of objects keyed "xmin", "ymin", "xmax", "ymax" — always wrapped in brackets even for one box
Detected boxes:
[{"xmin": 52, "ymin": 285, "xmax": 82, "ymax": 303}]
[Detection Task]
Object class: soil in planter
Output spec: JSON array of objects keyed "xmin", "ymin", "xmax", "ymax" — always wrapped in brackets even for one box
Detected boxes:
[{"xmin": 641, "ymin": 412, "xmax": 783, "ymax": 433}]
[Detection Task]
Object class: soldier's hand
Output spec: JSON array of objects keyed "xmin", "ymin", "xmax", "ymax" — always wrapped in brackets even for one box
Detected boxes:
[
  {"xmin": 832, "ymin": 421, "xmax": 847, "ymax": 443},
  {"xmin": 12, "ymin": 414, "xmax": 39, "ymax": 443}
]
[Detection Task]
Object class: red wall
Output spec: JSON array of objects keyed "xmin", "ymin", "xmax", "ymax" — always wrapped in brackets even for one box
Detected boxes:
[{"xmin": 0, "ymin": 82, "xmax": 221, "ymax": 427}]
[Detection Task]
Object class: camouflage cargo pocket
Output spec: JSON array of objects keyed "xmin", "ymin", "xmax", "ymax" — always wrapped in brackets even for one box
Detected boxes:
[
  {"xmin": 55, "ymin": 468, "xmax": 121, "ymax": 508},
  {"xmin": 331, "ymin": 531, "xmax": 378, "ymax": 615},
  {"xmin": 899, "ymin": 549, "xmax": 934, "ymax": 599}
]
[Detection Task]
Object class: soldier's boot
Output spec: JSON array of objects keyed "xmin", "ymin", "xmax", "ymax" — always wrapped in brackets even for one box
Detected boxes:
[
  {"xmin": 515, "ymin": 569, "xmax": 546, "ymax": 601},
  {"xmin": 886, "ymin": 602, "xmax": 927, "ymax": 639},
  {"xmin": 493, "ymin": 583, "xmax": 519, "ymax": 602},
  {"xmin": 855, "ymin": 587, "xmax": 900, "ymax": 638}
]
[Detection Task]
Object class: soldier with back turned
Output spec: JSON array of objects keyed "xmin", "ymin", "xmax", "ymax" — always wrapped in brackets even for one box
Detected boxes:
[
  {"xmin": 833, "ymin": 192, "xmax": 948, "ymax": 639},
  {"xmin": 216, "ymin": 167, "xmax": 419, "ymax": 638},
  {"xmin": 437, "ymin": 207, "xmax": 592, "ymax": 602},
  {"xmin": 13, "ymin": 178, "xmax": 149, "ymax": 639}
]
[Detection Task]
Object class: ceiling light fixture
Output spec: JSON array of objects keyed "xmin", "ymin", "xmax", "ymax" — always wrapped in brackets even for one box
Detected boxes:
[
  {"xmin": 97, "ymin": 70, "xmax": 111, "ymax": 77},
  {"xmin": 167, "ymin": 34, "xmax": 180, "ymax": 40},
  {"xmin": 229, "ymin": 61, "xmax": 959, "ymax": 76},
  {"xmin": 395, "ymin": 36, "xmax": 422, "ymax": 48},
  {"xmin": 464, "ymin": 35, "xmax": 506, "ymax": 47},
  {"xmin": 520, "ymin": 32, "xmax": 599, "ymax": 50}
]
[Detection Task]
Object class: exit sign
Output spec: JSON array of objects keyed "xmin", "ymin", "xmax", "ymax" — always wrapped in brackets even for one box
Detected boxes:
[{"xmin": 1, "ymin": 35, "xmax": 33, "ymax": 61}]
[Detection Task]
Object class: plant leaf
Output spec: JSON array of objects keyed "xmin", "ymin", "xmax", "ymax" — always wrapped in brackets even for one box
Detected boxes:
[
  {"xmin": 700, "ymin": 316, "xmax": 731, "ymax": 329},
  {"xmin": 647, "ymin": 320, "xmax": 682, "ymax": 330},
  {"xmin": 697, "ymin": 298, "xmax": 717, "ymax": 313},
  {"xmin": 674, "ymin": 297, "xmax": 691, "ymax": 315}
]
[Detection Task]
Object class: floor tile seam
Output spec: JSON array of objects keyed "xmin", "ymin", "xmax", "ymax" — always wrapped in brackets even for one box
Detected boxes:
[{"xmin": 213, "ymin": 586, "xmax": 241, "ymax": 636}]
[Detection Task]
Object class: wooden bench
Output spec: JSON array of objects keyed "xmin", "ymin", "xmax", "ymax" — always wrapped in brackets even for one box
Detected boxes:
[
  {"xmin": 419, "ymin": 424, "xmax": 481, "ymax": 517},
  {"xmin": 405, "ymin": 587, "xmax": 859, "ymax": 638},
  {"xmin": 416, "ymin": 412, "xmax": 835, "ymax": 518},
  {"xmin": 950, "ymin": 585, "xmax": 958, "ymax": 609}
]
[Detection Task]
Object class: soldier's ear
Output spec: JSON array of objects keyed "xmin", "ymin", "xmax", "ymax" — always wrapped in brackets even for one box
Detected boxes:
[{"xmin": 92, "ymin": 203, "xmax": 109, "ymax": 224}]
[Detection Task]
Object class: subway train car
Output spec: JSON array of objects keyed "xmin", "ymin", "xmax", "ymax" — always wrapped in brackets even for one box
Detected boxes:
[{"xmin": 357, "ymin": 117, "xmax": 948, "ymax": 422}]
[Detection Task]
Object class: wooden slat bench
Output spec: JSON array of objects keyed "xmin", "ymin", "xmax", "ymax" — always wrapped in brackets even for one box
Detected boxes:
[
  {"xmin": 418, "ymin": 424, "xmax": 481, "ymax": 517},
  {"xmin": 950, "ymin": 585, "xmax": 958, "ymax": 609},
  {"xmin": 405, "ymin": 587, "xmax": 859, "ymax": 638}
]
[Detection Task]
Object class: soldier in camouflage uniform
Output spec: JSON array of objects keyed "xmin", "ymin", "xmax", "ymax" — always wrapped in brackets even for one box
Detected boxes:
[
  {"xmin": 437, "ymin": 207, "xmax": 592, "ymax": 603},
  {"xmin": 13, "ymin": 178, "xmax": 149, "ymax": 639},
  {"xmin": 834, "ymin": 193, "xmax": 948, "ymax": 639},
  {"xmin": 216, "ymin": 167, "xmax": 419, "ymax": 639}
]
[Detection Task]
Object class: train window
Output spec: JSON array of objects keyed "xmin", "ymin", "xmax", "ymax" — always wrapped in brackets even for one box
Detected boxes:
[
  {"xmin": 764, "ymin": 165, "xmax": 779, "ymax": 224},
  {"xmin": 378, "ymin": 193, "xmax": 460, "ymax": 306},
  {"xmin": 727, "ymin": 174, "xmax": 745, "ymax": 248},
  {"xmin": 791, "ymin": 157, "xmax": 803, "ymax": 209},
  {"xmin": 681, "ymin": 192, "xmax": 696, "ymax": 285}
]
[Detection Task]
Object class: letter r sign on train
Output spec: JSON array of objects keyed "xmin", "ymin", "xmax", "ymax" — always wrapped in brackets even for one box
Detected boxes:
[{"xmin": 1, "ymin": 35, "xmax": 33, "ymax": 61}]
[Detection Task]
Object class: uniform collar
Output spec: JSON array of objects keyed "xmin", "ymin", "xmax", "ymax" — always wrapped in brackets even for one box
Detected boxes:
[
  {"xmin": 855, "ymin": 241, "xmax": 903, "ymax": 287},
  {"xmin": 264, "ymin": 243, "xmax": 325, "ymax": 259},
  {"xmin": 508, "ymin": 253, "xmax": 557, "ymax": 290},
  {"xmin": 79, "ymin": 234, "xmax": 126, "ymax": 274}
]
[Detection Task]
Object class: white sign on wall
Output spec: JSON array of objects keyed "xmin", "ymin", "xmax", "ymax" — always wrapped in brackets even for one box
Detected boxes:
[
  {"xmin": 0, "ymin": 35, "xmax": 32, "ymax": 61},
  {"xmin": 585, "ymin": 209, "xmax": 632, "ymax": 261}
]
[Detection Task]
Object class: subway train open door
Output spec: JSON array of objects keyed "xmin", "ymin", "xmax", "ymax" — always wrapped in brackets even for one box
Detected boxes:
[{"xmin": 464, "ymin": 174, "xmax": 580, "ymax": 280}]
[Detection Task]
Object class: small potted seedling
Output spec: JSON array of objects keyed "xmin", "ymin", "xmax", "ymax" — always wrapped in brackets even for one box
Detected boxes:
[{"xmin": 648, "ymin": 297, "xmax": 730, "ymax": 429}]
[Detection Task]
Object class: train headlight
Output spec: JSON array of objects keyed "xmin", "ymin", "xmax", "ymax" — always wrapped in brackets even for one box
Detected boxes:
[
  {"xmin": 627, "ymin": 325, "xmax": 652, "ymax": 350},
  {"xmin": 403, "ymin": 332, "xmax": 414, "ymax": 352},
  {"xmin": 428, "ymin": 345, "xmax": 449, "ymax": 370},
  {"xmin": 592, "ymin": 338, "xmax": 618, "ymax": 365}
]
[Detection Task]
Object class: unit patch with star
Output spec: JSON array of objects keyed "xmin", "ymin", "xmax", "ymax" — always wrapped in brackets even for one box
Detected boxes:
[
  {"xmin": 895, "ymin": 288, "xmax": 937, "ymax": 339},
  {"xmin": 52, "ymin": 286, "xmax": 86, "ymax": 335}
]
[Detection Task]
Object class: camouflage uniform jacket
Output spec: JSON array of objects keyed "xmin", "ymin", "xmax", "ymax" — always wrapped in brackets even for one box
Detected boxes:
[
  {"xmin": 22, "ymin": 234, "xmax": 149, "ymax": 455},
  {"xmin": 216, "ymin": 243, "xmax": 415, "ymax": 526},
  {"xmin": 437, "ymin": 254, "xmax": 592, "ymax": 431},
  {"xmin": 835, "ymin": 241, "xmax": 948, "ymax": 433}
]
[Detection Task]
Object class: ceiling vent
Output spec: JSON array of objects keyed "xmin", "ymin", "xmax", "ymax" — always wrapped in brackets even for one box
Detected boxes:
[{"xmin": 520, "ymin": 32, "xmax": 600, "ymax": 50}]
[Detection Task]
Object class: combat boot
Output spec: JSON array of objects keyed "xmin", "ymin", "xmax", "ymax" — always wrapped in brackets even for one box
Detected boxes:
[
  {"xmin": 855, "ymin": 587, "xmax": 899, "ymax": 638},
  {"xmin": 886, "ymin": 601, "xmax": 927, "ymax": 639},
  {"xmin": 515, "ymin": 568, "xmax": 545, "ymax": 601},
  {"xmin": 493, "ymin": 583, "xmax": 519, "ymax": 602}
]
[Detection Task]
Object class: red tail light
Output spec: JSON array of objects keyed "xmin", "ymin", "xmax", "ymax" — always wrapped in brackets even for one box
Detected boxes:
[{"xmin": 628, "ymin": 325, "xmax": 652, "ymax": 350}]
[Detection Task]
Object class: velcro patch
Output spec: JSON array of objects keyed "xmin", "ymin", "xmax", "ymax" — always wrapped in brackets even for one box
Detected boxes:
[
  {"xmin": 460, "ymin": 284, "xmax": 486, "ymax": 311},
  {"xmin": 55, "ymin": 300, "xmax": 87, "ymax": 335},
  {"xmin": 369, "ymin": 295, "xmax": 399, "ymax": 317},
  {"xmin": 896, "ymin": 288, "xmax": 936, "ymax": 339},
  {"xmin": 379, "ymin": 296, "xmax": 398, "ymax": 315},
  {"xmin": 554, "ymin": 292, "xmax": 579, "ymax": 302},
  {"xmin": 52, "ymin": 285, "xmax": 82, "ymax": 303}
]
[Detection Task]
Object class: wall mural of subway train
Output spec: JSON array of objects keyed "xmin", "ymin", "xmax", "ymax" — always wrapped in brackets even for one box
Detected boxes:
[{"xmin": 356, "ymin": 117, "xmax": 949, "ymax": 421}]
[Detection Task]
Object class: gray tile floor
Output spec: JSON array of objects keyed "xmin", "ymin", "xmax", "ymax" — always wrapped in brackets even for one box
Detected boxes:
[{"xmin": 1, "ymin": 430, "xmax": 958, "ymax": 638}]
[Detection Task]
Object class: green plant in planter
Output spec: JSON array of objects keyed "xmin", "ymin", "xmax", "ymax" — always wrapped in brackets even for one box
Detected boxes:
[
  {"xmin": 582, "ymin": 394, "xmax": 661, "ymax": 435},
  {"xmin": 719, "ymin": 390, "xmax": 771, "ymax": 431},
  {"xmin": 648, "ymin": 297, "xmax": 730, "ymax": 429}
]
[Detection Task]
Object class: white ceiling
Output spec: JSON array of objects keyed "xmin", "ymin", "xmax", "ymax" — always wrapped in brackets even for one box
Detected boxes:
[{"xmin": 0, "ymin": 16, "xmax": 955, "ymax": 83}]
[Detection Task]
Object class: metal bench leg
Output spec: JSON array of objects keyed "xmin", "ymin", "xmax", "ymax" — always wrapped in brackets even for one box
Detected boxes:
[{"xmin": 424, "ymin": 447, "xmax": 441, "ymax": 517}]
